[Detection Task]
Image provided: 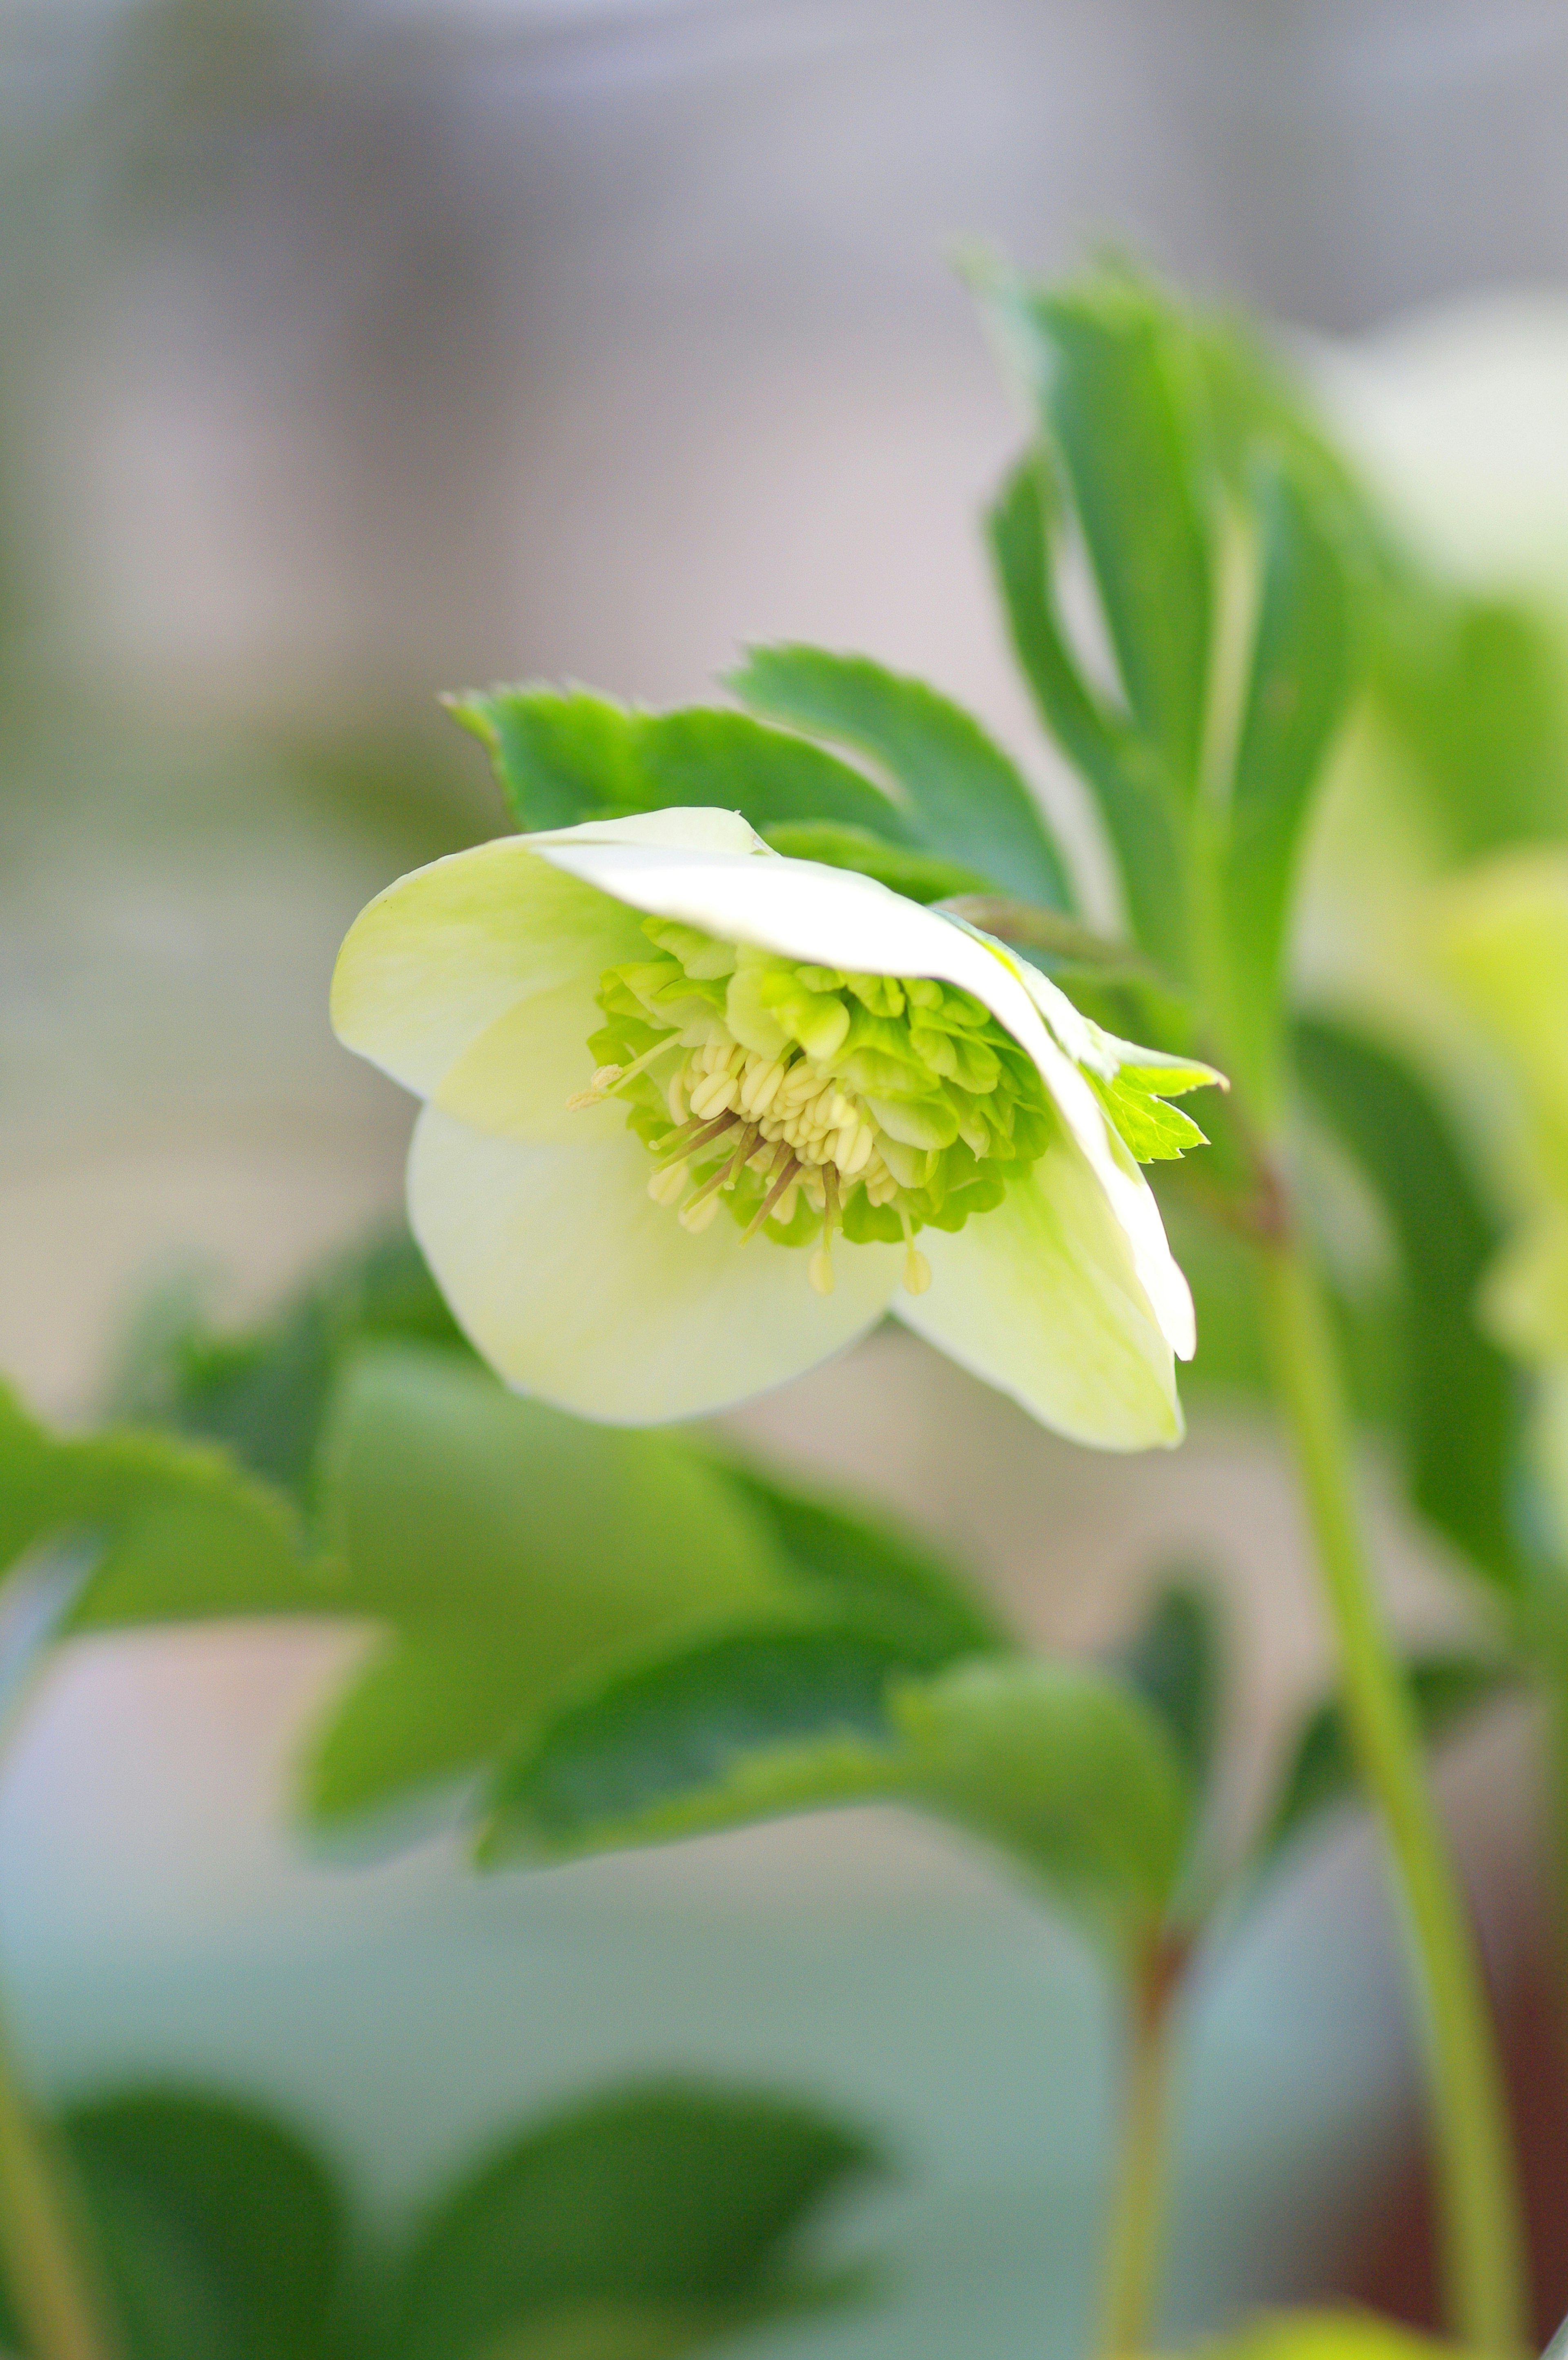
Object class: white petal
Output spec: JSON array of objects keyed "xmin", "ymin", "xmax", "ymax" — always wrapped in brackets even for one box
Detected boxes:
[
  {"xmin": 533, "ymin": 829, "xmax": 1198, "ymax": 1361},
  {"xmin": 893, "ymin": 1138, "xmax": 1184, "ymax": 1451},
  {"xmin": 527, "ymin": 806, "xmax": 769, "ymax": 855},
  {"xmin": 408, "ymin": 1103, "xmax": 903, "ymax": 1424},
  {"xmin": 331, "ymin": 837, "xmax": 646, "ymax": 1099}
]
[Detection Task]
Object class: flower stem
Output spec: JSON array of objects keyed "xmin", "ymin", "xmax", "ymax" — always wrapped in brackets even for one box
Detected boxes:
[
  {"xmin": 1098, "ymin": 1935, "xmax": 1183, "ymax": 2358},
  {"xmin": 0, "ymin": 1992, "xmax": 118, "ymax": 2360},
  {"xmin": 1257, "ymin": 1236, "xmax": 1528, "ymax": 2354}
]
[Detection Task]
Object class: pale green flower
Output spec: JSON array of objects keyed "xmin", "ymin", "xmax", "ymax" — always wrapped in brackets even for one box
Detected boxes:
[{"xmin": 332, "ymin": 808, "xmax": 1214, "ymax": 1445}]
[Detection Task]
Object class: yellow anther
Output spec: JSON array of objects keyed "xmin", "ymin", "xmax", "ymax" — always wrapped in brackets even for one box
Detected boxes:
[
  {"xmin": 647, "ymin": 1160, "xmax": 688, "ymax": 1206},
  {"xmin": 902, "ymin": 1245, "xmax": 932, "ymax": 1295},
  {"xmin": 679, "ymin": 1191, "xmax": 722, "ymax": 1233},
  {"xmin": 689, "ymin": 1069, "xmax": 738, "ymax": 1120},
  {"xmin": 808, "ymin": 1245, "xmax": 835, "ymax": 1296}
]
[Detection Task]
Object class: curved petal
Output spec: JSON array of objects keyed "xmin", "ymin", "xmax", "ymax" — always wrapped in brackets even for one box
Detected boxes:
[
  {"xmin": 892, "ymin": 1135, "xmax": 1183, "ymax": 1451},
  {"xmin": 330, "ymin": 837, "xmax": 648, "ymax": 1099},
  {"xmin": 408, "ymin": 1104, "xmax": 904, "ymax": 1424},
  {"xmin": 531, "ymin": 829, "xmax": 1196, "ymax": 1360}
]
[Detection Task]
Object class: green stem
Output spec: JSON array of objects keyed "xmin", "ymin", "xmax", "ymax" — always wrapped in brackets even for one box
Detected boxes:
[
  {"xmin": 0, "ymin": 1995, "xmax": 117, "ymax": 2360},
  {"xmin": 1098, "ymin": 1937, "xmax": 1182, "ymax": 2357},
  {"xmin": 1258, "ymin": 1238, "xmax": 1528, "ymax": 2353}
]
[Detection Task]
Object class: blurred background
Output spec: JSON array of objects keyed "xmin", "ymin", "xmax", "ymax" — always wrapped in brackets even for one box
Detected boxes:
[{"xmin": 6, "ymin": 2, "xmax": 1568, "ymax": 2352}]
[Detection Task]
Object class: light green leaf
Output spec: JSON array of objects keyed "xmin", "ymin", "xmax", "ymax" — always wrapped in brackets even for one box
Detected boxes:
[
  {"xmin": 301, "ymin": 1345, "xmax": 791, "ymax": 1821},
  {"xmin": 727, "ymin": 644, "xmax": 1072, "ymax": 908},
  {"xmin": 1088, "ymin": 1072, "xmax": 1210, "ymax": 1162},
  {"xmin": 377, "ymin": 2082, "xmax": 879, "ymax": 2360},
  {"xmin": 0, "ymin": 1379, "xmax": 314, "ymax": 1633},
  {"xmin": 447, "ymin": 686, "xmax": 915, "ymax": 845},
  {"xmin": 1295, "ymin": 1017, "xmax": 1525, "ymax": 1592}
]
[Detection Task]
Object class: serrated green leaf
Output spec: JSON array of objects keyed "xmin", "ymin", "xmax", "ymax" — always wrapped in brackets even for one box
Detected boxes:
[
  {"xmin": 1218, "ymin": 456, "xmax": 1358, "ymax": 1107},
  {"xmin": 0, "ymin": 1379, "xmax": 314, "ymax": 1633},
  {"xmin": 57, "ymin": 2091, "xmax": 345, "ymax": 2360},
  {"xmin": 986, "ymin": 452, "xmax": 1189, "ymax": 977},
  {"xmin": 992, "ymin": 274, "xmax": 1215, "ymax": 797},
  {"xmin": 486, "ymin": 1642, "xmax": 1190, "ymax": 1960},
  {"xmin": 1255, "ymin": 1652, "xmax": 1514, "ymax": 1874},
  {"xmin": 301, "ymin": 1346, "xmax": 790, "ymax": 1822},
  {"xmin": 1113, "ymin": 1581, "xmax": 1223, "ymax": 1794},
  {"xmin": 757, "ymin": 822, "xmax": 990, "ymax": 904},
  {"xmin": 727, "ymin": 644, "xmax": 1071, "ymax": 907},
  {"xmin": 1088, "ymin": 1072, "xmax": 1209, "ymax": 1162},
  {"xmin": 1294, "ymin": 1018, "xmax": 1525, "ymax": 1591},
  {"xmin": 448, "ymin": 688, "xmax": 915, "ymax": 845},
  {"xmin": 378, "ymin": 2083, "xmax": 879, "ymax": 2360}
]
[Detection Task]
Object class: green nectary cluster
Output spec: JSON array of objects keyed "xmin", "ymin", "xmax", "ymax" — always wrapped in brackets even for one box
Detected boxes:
[{"xmin": 579, "ymin": 915, "xmax": 1057, "ymax": 1272}]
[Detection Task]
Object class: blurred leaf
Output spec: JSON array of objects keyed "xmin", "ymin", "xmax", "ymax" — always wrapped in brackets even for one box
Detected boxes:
[
  {"xmin": 1256, "ymin": 1652, "xmax": 1514, "ymax": 1873},
  {"xmin": 1166, "ymin": 2309, "xmax": 1462, "ymax": 2360},
  {"xmin": 986, "ymin": 270, "xmax": 1214, "ymax": 797},
  {"xmin": 448, "ymin": 688, "xmax": 915, "ymax": 845},
  {"xmin": 59, "ymin": 2091, "xmax": 344, "ymax": 2360},
  {"xmin": 1218, "ymin": 457, "xmax": 1358, "ymax": 1104},
  {"xmin": 1113, "ymin": 1581, "xmax": 1223, "ymax": 1794},
  {"xmin": 377, "ymin": 2083, "xmax": 879, "ymax": 2360},
  {"xmin": 1295, "ymin": 1017, "xmax": 1526, "ymax": 1591},
  {"xmin": 0, "ymin": 1378, "xmax": 314, "ymax": 1632},
  {"xmin": 486, "ymin": 1645, "xmax": 1192, "ymax": 1960},
  {"xmin": 108, "ymin": 1232, "xmax": 468, "ymax": 1505},
  {"xmin": 986, "ymin": 453, "xmax": 1185, "ymax": 976},
  {"xmin": 727, "ymin": 645, "xmax": 1071, "ymax": 907},
  {"xmin": 718, "ymin": 1463, "xmax": 1016, "ymax": 1666},
  {"xmin": 757, "ymin": 822, "xmax": 989, "ymax": 903},
  {"xmin": 303, "ymin": 1345, "xmax": 790, "ymax": 1821}
]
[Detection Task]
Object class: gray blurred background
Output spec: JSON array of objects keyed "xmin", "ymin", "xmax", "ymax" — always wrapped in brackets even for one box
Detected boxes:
[{"xmin": 3, "ymin": 3, "xmax": 1568, "ymax": 2352}]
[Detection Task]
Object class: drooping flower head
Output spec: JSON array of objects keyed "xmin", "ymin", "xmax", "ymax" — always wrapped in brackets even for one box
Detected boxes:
[{"xmin": 332, "ymin": 808, "xmax": 1217, "ymax": 1446}]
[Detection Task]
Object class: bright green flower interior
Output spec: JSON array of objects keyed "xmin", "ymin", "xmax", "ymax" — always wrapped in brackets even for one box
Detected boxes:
[{"xmin": 569, "ymin": 915, "xmax": 1056, "ymax": 1296}]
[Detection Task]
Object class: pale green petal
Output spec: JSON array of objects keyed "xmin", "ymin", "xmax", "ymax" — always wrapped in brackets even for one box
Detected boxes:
[
  {"xmin": 407, "ymin": 1104, "xmax": 903, "ymax": 1424},
  {"xmin": 330, "ymin": 837, "xmax": 647, "ymax": 1099},
  {"xmin": 527, "ymin": 806, "xmax": 768, "ymax": 855},
  {"xmin": 893, "ymin": 1136, "xmax": 1183, "ymax": 1452}
]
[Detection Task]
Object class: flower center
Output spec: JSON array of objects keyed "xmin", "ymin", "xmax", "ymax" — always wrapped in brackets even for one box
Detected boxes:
[{"xmin": 568, "ymin": 917, "xmax": 1054, "ymax": 1295}]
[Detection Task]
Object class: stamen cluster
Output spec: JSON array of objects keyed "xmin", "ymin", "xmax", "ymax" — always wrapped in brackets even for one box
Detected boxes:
[{"xmin": 570, "ymin": 916, "xmax": 1056, "ymax": 1295}]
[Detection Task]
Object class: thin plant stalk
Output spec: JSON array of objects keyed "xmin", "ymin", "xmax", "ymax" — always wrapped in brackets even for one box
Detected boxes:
[
  {"xmin": 1098, "ymin": 1937, "xmax": 1184, "ymax": 2357},
  {"xmin": 1258, "ymin": 1237, "xmax": 1528, "ymax": 2354},
  {"xmin": 0, "ymin": 2000, "xmax": 117, "ymax": 2360}
]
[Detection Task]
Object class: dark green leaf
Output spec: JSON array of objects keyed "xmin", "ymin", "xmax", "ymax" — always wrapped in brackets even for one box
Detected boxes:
[
  {"xmin": 1218, "ymin": 456, "xmax": 1358, "ymax": 1104},
  {"xmin": 986, "ymin": 453, "xmax": 1188, "ymax": 977},
  {"xmin": 1256, "ymin": 1652, "xmax": 1515, "ymax": 1872},
  {"xmin": 379, "ymin": 2082, "xmax": 879, "ymax": 2360},
  {"xmin": 758, "ymin": 822, "xmax": 990, "ymax": 904},
  {"xmin": 486, "ymin": 1642, "xmax": 1191, "ymax": 1960},
  {"xmin": 993, "ymin": 274, "xmax": 1214, "ymax": 796},
  {"xmin": 302, "ymin": 1346, "xmax": 789, "ymax": 1821},
  {"xmin": 447, "ymin": 688, "xmax": 915, "ymax": 845},
  {"xmin": 61, "ymin": 2091, "xmax": 344, "ymax": 2360},
  {"xmin": 1294, "ymin": 1018, "xmax": 1525, "ymax": 1590},
  {"xmin": 718, "ymin": 1464, "xmax": 1016, "ymax": 1665},
  {"xmin": 1112, "ymin": 1580, "xmax": 1223, "ymax": 1794},
  {"xmin": 727, "ymin": 645, "xmax": 1071, "ymax": 906}
]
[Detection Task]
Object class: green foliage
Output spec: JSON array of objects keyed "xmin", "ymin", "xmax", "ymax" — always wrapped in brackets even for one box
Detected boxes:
[
  {"xmin": 1294, "ymin": 1017, "xmax": 1526, "ymax": 1593},
  {"xmin": 978, "ymin": 262, "xmax": 1366, "ymax": 1113},
  {"xmin": 0, "ymin": 1378, "xmax": 313, "ymax": 1634},
  {"xmin": 379, "ymin": 2084, "xmax": 878, "ymax": 2360},
  {"xmin": 486, "ymin": 1642, "xmax": 1192, "ymax": 1963},
  {"xmin": 447, "ymin": 686, "xmax": 916, "ymax": 846},
  {"xmin": 726, "ymin": 644, "xmax": 1072, "ymax": 907},
  {"xmin": 303, "ymin": 1344, "xmax": 791, "ymax": 1821},
  {"xmin": 1114, "ymin": 1580, "xmax": 1223, "ymax": 1796},
  {"xmin": 1168, "ymin": 2310, "xmax": 1462, "ymax": 2360},
  {"xmin": 1255, "ymin": 1653, "xmax": 1514, "ymax": 1874},
  {"xmin": 757, "ymin": 822, "xmax": 990, "ymax": 903},
  {"xmin": 0, "ymin": 2081, "xmax": 874, "ymax": 2360}
]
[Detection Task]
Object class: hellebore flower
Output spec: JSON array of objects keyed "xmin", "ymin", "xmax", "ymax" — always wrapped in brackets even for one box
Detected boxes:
[{"xmin": 332, "ymin": 807, "xmax": 1212, "ymax": 1445}]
